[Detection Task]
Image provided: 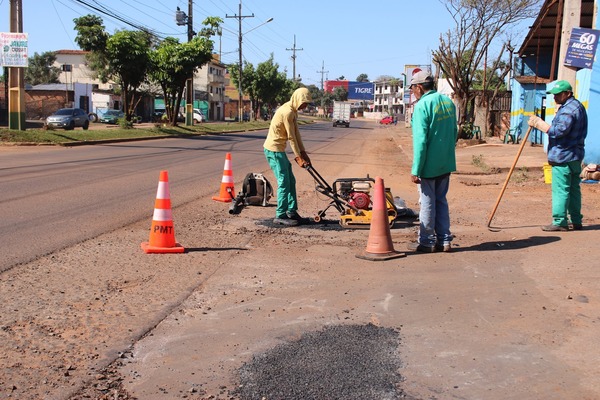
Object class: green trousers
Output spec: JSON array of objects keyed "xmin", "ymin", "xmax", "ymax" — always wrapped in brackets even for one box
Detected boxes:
[
  {"xmin": 264, "ymin": 149, "xmax": 297, "ymax": 218},
  {"xmin": 551, "ymin": 160, "xmax": 583, "ymax": 227}
]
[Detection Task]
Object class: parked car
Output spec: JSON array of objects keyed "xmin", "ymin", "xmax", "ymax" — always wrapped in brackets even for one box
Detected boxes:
[
  {"xmin": 193, "ymin": 109, "xmax": 206, "ymax": 123},
  {"xmin": 379, "ymin": 116, "xmax": 394, "ymax": 125},
  {"xmin": 99, "ymin": 109, "xmax": 125, "ymax": 124},
  {"xmin": 45, "ymin": 108, "xmax": 90, "ymax": 130}
]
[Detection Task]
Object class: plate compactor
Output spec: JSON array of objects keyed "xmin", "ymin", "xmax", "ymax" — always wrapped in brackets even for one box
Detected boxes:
[{"xmin": 304, "ymin": 164, "xmax": 398, "ymax": 228}]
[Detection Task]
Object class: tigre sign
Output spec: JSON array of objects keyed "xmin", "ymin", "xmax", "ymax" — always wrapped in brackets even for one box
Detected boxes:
[{"xmin": 564, "ymin": 27, "xmax": 600, "ymax": 69}]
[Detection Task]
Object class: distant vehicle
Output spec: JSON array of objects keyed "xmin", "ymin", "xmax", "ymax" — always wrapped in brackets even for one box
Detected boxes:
[
  {"xmin": 379, "ymin": 116, "xmax": 394, "ymax": 125},
  {"xmin": 193, "ymin": 109, "xmax": 206, "ymax": 123},
  {"xmin": 99, "ymin": 109, "xmax": 125, "ymax": 124},
  {"xmin": 45, "ymin": 108, "xmax": 90, "ymax": 130},
  {"xmin": 332, "ymin": 101, "xmax": 352, "ymax": 127}
]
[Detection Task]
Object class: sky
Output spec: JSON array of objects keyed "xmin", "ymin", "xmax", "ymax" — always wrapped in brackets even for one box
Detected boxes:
[{"xmin": 1, "ymin": 0, "xmax": 537, "ymax": 88}]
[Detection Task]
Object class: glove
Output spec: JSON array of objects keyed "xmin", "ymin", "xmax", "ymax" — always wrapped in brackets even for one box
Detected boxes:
[
  {"xmin": 300, "ymin": 151, "xmax": 311, "ymax": 166},
  {"xmin": 294, "ymin": 151, "xmax": 311, "ymax": 168},
  {"xmin": 528, "ymin": 115, "xmax": 550, "ymax": 133}
]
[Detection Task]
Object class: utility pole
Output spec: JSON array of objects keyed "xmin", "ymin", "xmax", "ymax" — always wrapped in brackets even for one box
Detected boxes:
[
  {"xmin": 8, "ymin": 0, "xmax": 26, "ymax": 130},
  {"xmin": 227, "ymin": 1, "xmax": 254, "ymax": 122},
  {"xmin": 316, "ymin": 60, "xmax": 328, "ymax": 90},
  {"xmin": 286, "ymin": 35, "xmax": 303, "ymax": 81},
  {"xmin": 557, "ymin": 0, "xmax": 581, "ymax": 85},
  {"xmin": 185, "ymin": 0, "xmax": 194, "ymax": 126},
  {"xmin": 175, "ymin": 4, "xmax": 195, "ymax": 125}
]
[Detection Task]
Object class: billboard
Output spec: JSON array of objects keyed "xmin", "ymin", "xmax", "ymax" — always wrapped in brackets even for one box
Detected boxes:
[
  {"xmin": 404, "ymin": 64, "xmax": 432, "ymax": 104},
  {"xmin": 0, "ymin": 32, "xmax": 28, "ymax": 67},
  {"xmin": 348, "ymin": 82, "xmax": 374, "ymax": 100},
  {"xmin": 564, "ymin": 27, "xmax": 600, "ymax": 69},
  {"xmin": 324, "ymin": 80, "xmax": 374, "ymax": 100}
]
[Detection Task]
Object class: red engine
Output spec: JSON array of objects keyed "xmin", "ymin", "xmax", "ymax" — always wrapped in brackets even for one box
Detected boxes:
[{"xmin": 348, "ymin": 191, "xmax": 371, "ymax": 210}]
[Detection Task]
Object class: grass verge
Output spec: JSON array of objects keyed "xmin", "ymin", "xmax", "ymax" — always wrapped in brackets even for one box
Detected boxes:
[{"xmin": 0, "ymin": 119, "xmax": 293, "ymax": 145}]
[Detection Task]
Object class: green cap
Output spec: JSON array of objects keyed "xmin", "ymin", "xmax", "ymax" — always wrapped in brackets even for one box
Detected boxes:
[{"xmin": 547, "ymin": 80, "xmax": 572, "ymax": 94}]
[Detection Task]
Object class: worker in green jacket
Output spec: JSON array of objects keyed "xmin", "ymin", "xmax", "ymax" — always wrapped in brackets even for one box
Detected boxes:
[
  {"xmin": 410, "ymin": 71, "xmax": 457, "ymax": 253},
  {"xmin": 264, "ymin": 87, "xmax": 312, "ymax": 226}
]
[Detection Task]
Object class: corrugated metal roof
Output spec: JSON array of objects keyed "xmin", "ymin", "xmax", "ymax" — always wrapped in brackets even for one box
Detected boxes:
[
  {"xmin": 30, "ymin": 83, "xmax": 70, "ymax": 91},
  {"xmin": 518, "ymin": 0, "xmax": 595, "ymax": 57}
]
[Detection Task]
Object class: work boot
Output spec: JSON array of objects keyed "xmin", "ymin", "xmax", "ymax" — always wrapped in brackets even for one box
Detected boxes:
[
  {"xmin": 541, "ymin": 224, "xmax": 568, "ymax": 232},
  {"xmin": 408, "ymin": 243, "xmax": 437, "ymax": 253},
  {"xmin": 435, "ymin": 242, "xmax": 452, "ymax": 252},
  {"xmin": 571, "ymin": 223, "xmax": 583, "ymax": 231},
  {"xmin": 273, "ymin": 215, "xmax": 299, "ymax": 226},
  {"xmin": 286, "ymin": 210, "xmax": 309, "ymax": 225}
]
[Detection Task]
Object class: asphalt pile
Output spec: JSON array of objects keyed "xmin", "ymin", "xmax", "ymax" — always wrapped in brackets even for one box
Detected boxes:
[{"xmin": 234, "ymin": 323, "xmax": 418, "ymax": 400}]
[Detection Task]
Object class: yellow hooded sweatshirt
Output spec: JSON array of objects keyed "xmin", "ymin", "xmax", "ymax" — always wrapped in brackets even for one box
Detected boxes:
[{"xmin": 263, "ymin": 87, "xmax": 312, "ymax": 156}]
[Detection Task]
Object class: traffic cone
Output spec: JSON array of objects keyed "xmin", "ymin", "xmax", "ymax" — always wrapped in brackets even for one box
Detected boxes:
[
  {"xmin": 356, "ymin": 176, "xmax": 405, "ymax": 261},
  {"xmin": 212, "ymin": 153, "xmax": 235, "ymax": 203},
  {"xmin": 141, "ymin": 170, "xmax": 185, "ymax": 254}
]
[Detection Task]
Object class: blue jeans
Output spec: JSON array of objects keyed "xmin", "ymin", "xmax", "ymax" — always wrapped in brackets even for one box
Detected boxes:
[
  {"xmin": 418, "ymin": 174, "xmax": 452, "ymax": 247},
  {"xmin": 264, "ymin": 149, "xmax": 297, "ymax": 218}
]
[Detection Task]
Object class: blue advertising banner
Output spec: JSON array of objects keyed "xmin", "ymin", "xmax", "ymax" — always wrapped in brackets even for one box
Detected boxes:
[
  {"xmin": 564, "ymin": 27, "xmax": 600, "ymax": 69},
  {"xmin": 348, "ymin": 82, "xmax": 374, "ymax": 100}
]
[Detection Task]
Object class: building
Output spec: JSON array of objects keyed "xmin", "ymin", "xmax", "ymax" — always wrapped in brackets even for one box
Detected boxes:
[
  {"xmin": 512, "ymin": 0, "xmax": 598, "ymax": 162},
  {"xmin": 25, "ymin": 83, "xmax": 93, "ymax": 120},
  {"xmin": 54, "ymin": 50, "xmax": 112, "ymax": 91},
  {"xmin": 373, "ymin": 79, "xmax": 403, "ymax": 115},
  {"xmin": 193, "ymin": 54, "xmax": 227, "ymax": 121}
]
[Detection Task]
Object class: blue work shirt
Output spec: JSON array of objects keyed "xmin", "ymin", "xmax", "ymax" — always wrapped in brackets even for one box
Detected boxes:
[{"xmin": 547, "ymin": 96, "xmax": 587, "ymax": 164}]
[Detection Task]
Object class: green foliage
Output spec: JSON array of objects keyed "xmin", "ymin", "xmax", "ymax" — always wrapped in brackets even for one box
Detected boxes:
[
  {"xmin": 25, "ymin": 52, "xmax": 61, "ymax": 85},
  {"xmin": 117, "ymin": 117, "xmax": 133, "ymax": 129},
  {"xmin": 148, "ymin": 33, "xmax": 215, "ymax": 125},
  {"xmin": 320, "ymin": 91, "xmax": 334, "ymax": 110},
  {"xmin": 73, "ymin": 15, "xmax": 108, "ymax": 52},
  {"xmin": 254, "ymin": 55, "xmax": 287, "ymax": 107},
  {"xmin": 356, "ymin": 73, "xmax": 369, "ymax": 82},
  {"xmin": 332, "ymin": 86, "xmax": 348, "ymax": 101}
]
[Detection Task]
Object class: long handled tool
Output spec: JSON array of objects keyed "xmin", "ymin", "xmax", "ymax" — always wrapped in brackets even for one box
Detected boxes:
[{"xmin": 486, "ymin": 125, "xmax": 533, "ymax": 230}]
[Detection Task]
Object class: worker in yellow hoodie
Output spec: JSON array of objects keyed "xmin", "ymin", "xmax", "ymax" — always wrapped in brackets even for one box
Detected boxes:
[{"xmin": 263, "ymin": 87, "xmax": 312, "ymax": 226}]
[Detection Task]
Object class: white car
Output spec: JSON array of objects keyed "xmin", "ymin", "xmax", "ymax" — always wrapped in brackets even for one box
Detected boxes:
[{"xmin": 193, "ymin": 109, "xmax": 205, "ymax": 123}]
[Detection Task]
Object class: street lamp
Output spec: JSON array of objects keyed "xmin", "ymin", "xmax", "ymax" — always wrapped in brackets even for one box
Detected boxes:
[{"xmin": 235, "ymin": 12, "xmax": 273, "ymax": 122}]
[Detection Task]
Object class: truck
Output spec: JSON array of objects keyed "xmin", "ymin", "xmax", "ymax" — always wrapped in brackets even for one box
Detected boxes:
[{"xmin": 332, "ymin": 101, "xmax": 352, "ymax": 128}]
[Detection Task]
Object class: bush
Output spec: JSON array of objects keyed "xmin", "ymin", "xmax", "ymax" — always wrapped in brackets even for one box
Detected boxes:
[{"xmin": 118, "ymin": 118, "xmax": 134, "ymax": 129}]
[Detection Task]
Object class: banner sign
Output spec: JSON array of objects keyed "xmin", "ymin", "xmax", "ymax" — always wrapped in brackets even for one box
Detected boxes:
[
  {"xmin": 0, "ymin": 32, "xmax": 28, "ymax": 67},
  {"xmin": 348, "ymin": 82, "xmax": 374, "ymax": 100},
  {"xmin": 564, "ymin": 27, "xmax": 600, "ymax": 69}
]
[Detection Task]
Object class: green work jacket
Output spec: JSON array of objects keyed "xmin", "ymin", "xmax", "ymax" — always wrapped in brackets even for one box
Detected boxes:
[{"xmin": 411, "ymin": 90, "xmax": 458, "ymax": 179}]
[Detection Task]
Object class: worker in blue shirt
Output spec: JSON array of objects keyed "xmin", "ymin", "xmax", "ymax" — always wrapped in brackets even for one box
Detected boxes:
[{"xmin": 528, "ymin": 80, "xmax": 587, "ymax": 231}]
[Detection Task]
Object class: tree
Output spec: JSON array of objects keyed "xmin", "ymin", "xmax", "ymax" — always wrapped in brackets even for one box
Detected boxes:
[
  {"xmin": 73, "ymin": 15, "xmax": 152, "ymax": 121},
  {"xmin": 148, "ymin": 17, "xmax": 219, "ymax": 125},
  {"xmin": 105, "ymin": 30, "xmax": 152, "ymax": 120},
  {"xmin": 25, "ymin": 52, "xmax": 60, "ymax": 85},
  {"xmin": 356, "ymin": 73, "xmax": 369, "ymax": 82},
  {"xmin": 432, "ymin": 0, "xmax": 540, "ymax": 134},
  {"xmin": 332, "ymin": 86, "xmax": 348, "ymax": 101},
  {"xmin": 229, "ymin": 54, "xmax": 291, "ymax": 120}
]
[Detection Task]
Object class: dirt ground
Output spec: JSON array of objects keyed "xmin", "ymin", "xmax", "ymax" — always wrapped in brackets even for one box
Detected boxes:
[{"xmin": 1, "ymin": 122, "xmax": 600, "ymax": 399}]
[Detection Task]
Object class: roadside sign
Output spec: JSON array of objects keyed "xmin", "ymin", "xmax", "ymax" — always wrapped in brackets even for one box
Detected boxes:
[
  {"xmin": 0, "ymin": 32, "xmax": 28, "ymax": 67},
  {"xmin": 564, "ymin": 27, "xmax": 600, "ymax": 69}
]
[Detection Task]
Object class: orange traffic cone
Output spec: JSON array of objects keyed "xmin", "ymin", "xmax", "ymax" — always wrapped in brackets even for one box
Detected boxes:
[
  {"xmin": 212, "ymin": 153, "xmax": 235, "ymax": 203},
  {"xmin": 356, "ymin": 176, "xmax": 405, "ymax": 261},
  {"xmin": 141, "ymin": 170, "xmax": 185, "ymax": 254}
]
